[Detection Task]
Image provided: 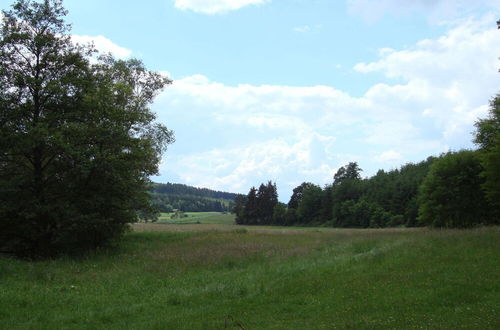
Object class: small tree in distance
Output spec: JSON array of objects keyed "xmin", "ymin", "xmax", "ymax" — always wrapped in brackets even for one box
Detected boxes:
[{"xmin": 0, "ymin": 0, "xmax": 174, "ymax": 258}]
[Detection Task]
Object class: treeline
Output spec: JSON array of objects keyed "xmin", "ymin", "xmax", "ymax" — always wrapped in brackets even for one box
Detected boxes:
[
  {"xmin": 234, "ymin": 160, "xmax": 433, "ymax": 227},
  {"xmin": 152, "ymin": 183, "xmax": 238, "ymax": 200},
  {"xmin": 234, "ymin": 94, "xmax": 499, "ymax": 228},
  {"xmin": 150, "ymin": 183, "xmax": 236, "ymax": 213},
  {"xmin": 151, "ymin": 193, "xmax": 232, "ymax": 212}
]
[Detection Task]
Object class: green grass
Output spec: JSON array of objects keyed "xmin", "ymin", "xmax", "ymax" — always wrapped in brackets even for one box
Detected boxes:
[
  {"xmin": 157, "ymin": 211, "xmax": 235, "ymax": 225},
  {"xmin": 0, "ymin": 226, "xmax": 499, "ymax": 329}
]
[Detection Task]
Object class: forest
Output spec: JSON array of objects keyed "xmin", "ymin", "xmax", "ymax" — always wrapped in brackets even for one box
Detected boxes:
[{"xmin": 150, "ymin": 182, "xmax": 237, "ymax": 212}]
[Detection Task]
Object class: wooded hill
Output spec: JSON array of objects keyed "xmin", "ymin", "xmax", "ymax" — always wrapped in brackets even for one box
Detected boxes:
[{"xmin": 150, "ymin": 183, "xmax": 238, "ymax": 212}]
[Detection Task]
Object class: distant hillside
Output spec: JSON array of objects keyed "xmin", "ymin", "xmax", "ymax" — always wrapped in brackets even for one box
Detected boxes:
[
  {"xmin": 150, "ymin": 183, "xmax": 240, "ymax": 213},
  {"xmin": 152, "ymin": 183, "xmax": 239, "ymax": 200}
]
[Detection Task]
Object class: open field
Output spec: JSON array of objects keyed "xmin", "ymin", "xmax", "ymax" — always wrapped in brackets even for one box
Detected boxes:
[
  {"xmin": 0, "ymin": 222, "xmax": 499, "ymax": 329},
  {"xmin": 157, "ymin": 212, "xmax": 235, "ymax": 225}
]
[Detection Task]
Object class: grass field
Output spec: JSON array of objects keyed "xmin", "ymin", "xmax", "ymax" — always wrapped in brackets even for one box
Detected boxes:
[
  {"xmin": 0, "ymin": 215, "xmax": 499, "ymax": 329},
  {"xmin": 157, "ymin": 212, "xmax": 235, "ymax": 225}
]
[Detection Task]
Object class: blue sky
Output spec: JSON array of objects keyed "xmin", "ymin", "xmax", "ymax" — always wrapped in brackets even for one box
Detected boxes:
[{"xmin": 1, "ymin": 0, "xmax": 499, "ymax": 200}]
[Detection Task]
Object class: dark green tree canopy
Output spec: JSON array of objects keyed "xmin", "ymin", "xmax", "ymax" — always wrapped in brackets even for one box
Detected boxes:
[
  {"xmin": 288, "ymin": 182, "xmax": 315, "ymax": 209},
  {"xmin": 233, "ymin": 181, "xmax": 279, "ymax": 225},
  {"xmin": 0, "ymin": 0, "xmax": 174, "ymax": 258},
  {"xmin": 333, "ymin": 162, "xmax": 362, "ymax": 185},
  {"xmin": 474, "ymin": 94, "xmax": 500, "ymax": 151},
  {"xmin": 473, "ymin": 93, "xmax": 500, "ymax": 215},
  {"xmin": 418, "ymin": 151, "xmax": 493, "ymax": 228},
  {"xmin": 296, "ymin": 184, "xmax": 323, "ymax": 223}
]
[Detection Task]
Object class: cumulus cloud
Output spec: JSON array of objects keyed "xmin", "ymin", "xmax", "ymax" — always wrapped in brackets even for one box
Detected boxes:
[
  {"xmin": 160, "ymin": 134, "xmax": 340, "ymax": 198},
  {"xmin": 174, "ymin": 0, "xmax": 271, "ymax": 15},
  {"xmin": 154, "ymin": 17, "xmax": 499, "ymax": 199},
  {"xmin": 356, "ymin": 16, "xmax": 500, "ymax": 143},
  {"xmin": 154, "ymin": 72, "xmax": 430, "ymax": 196},
  {"xmin": 71, "ymin": 35, "xmax": 132, "ymax": 59}
]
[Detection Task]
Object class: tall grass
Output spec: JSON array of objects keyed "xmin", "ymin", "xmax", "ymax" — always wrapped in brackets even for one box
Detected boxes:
[{"xmin": 0, "ymin": 227, "xmax": 498, "ymax": 329}]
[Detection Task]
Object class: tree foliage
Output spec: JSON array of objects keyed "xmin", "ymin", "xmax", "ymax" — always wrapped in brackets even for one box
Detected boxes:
[
  {"xmin": 474, "ymin": 93, "xmax": 500, "ymax": 216},
  {"xmin": 296, "ymin": 184, "xmax": 323, "ymax": 224},
  {"xmin": 236, "ymin": 159, "xmax": 434, "ymax": 228},
  {"xmin": 333, "ymin": 162, "xmax": 362, "ymax": 185},
  {"xmin": 287, "ymin": 182, "xmax": 315, "ymax": 209},
  {"xmin": 0, "ymin": 0, "xmax": 174, "ymax": 258},
  {"xmin": 418, "ymin": 151, "xmax": 494, "ymax": 228},
  {"xmin": 232, "ymin": 181, "xmax": 278, "ymax": 225},
  {"xmin": 151, "ymin": 193, "xmax": 230, "ymax": 213}
]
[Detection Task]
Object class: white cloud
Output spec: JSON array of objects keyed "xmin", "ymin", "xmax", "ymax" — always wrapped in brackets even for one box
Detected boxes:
[
  {"xmin": 356, "ymin": 16, "xmax": 500, "ymax": 143},
  {"xmin": 347, "ymin": 0, "xmax": 500, "ymax": 23},
  {"xmin": 293, "ymin": 25, "xmax": 321, "ymax": 33},
  {"xmin": 354, "ymin": 17, "xmax": 499, "ymax": 82},
  {"xmin": 161, "ymin": 135, "xmax": 338, "ymax": 196},
  {"xmin": 71, "ymin": 35, "xmax": 132, "ymax": 59},
  {"xmin": 374, "ymin": 150, "xmax": 403, "ymax": 164},
  {"xmin": 154, "ymin": 17, "xmax": 499, "ymax": 199},
  {"xmin": 174, "ymin": 0, "xmax": 271, "ymax": 15},
  {"xmin": 155, "ymin": 72, "xmax": 436, "ymax": 197}
]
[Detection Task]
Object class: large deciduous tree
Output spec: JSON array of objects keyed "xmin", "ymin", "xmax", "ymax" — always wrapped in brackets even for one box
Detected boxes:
[
  {"xmin": 0, "ymin": 0, "xmax": 174, "ymax": 258},
  {"xmin": 417, "ymin": 151, "xmax": 493, "ymax": 228},
  {"xmin": 296, "ymin": 184, "xmax": 323, "ymax": 224}
]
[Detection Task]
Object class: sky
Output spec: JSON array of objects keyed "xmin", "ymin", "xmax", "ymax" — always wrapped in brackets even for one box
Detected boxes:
[{"xmin": 1, "ymin": 0, "xmax": 499, "ymax": 201}]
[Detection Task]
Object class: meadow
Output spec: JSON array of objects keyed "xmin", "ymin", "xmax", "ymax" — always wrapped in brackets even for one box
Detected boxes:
[
  {"xmin": 0, "ymin": 214, "xmax": 498, "ymax": 329},
  {"xmin": 157, "ymin": 212, "xmax": 235, "ymax": 225}
]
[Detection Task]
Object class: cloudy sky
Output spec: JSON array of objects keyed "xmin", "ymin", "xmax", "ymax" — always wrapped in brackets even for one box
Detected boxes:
[{"xmin": 1, "ymin": 0, "xmax": 499, "ymax": 200}]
